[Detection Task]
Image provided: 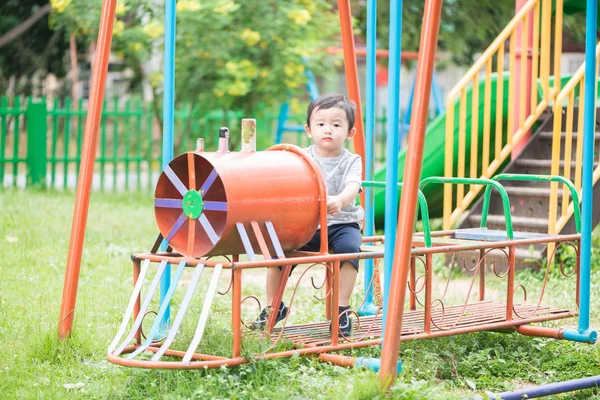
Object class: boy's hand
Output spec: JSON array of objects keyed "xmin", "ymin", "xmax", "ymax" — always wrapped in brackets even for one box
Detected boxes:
[{"xmin": 327, "ymin": 196, "xmax": 344, "ymax": 216}]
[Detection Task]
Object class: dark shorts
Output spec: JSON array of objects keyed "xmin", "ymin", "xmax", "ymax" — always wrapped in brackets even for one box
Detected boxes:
[{"xmin": 289, "ymin": 222, "xmax": 362, "ymax": 272}]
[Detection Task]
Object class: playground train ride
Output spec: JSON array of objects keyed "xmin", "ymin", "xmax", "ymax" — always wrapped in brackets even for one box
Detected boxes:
[{"xmin": 107, "ymin": 121, "xmax": 593, "ymax": 371}]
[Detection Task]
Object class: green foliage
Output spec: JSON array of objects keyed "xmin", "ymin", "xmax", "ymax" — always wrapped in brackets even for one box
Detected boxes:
[
  {"xmin": 0, "ymin": 1, "xmax": 70, "ymax": 94},
  {"xmin": 354, "ymin": 0, "xmax": 587, "ymax": 68},
  {"xmin": 2, "ymin": 190, "xmax": 600, "ymax": 399},
  {"xmin": 50, "ymin": 0, "xmax": 339, "ymax": 148}
]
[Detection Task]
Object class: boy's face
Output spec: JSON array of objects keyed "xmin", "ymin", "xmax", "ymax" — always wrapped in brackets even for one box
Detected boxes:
[{"xmin": 305, "ymin": 107, "xmax": 356, "ymax": 156}]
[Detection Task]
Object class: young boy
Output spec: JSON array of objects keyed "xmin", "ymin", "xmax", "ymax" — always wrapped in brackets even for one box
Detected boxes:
[{"xmin": 251, "ymin": 93, "xmax": 364, "ymax": 336}]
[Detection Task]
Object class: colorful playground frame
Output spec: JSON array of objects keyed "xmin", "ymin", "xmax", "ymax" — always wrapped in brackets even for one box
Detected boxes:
[
  {"xmin": 58, "ymin": 0, "xmax": 598, "ymax": 393},
  {"xmin": 106, "ymin": 164, "xmax": 592, "ymax": 372}
]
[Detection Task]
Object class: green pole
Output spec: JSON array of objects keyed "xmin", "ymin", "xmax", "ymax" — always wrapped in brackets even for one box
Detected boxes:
[{"xmin": 26, "ymin": 99, "xmax": 47, "ymax": 188}]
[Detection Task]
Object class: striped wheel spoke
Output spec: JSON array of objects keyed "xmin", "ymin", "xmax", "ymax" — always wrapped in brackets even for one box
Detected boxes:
[
  {"xmin": 187, "ymin": 213, "xmax": 196, "ymax": 254},
  {"xmin": 164, "ymin": 164, "xmax": 188, "ymax": 196},
  {"xmin": 166, "ymin": 212, "xmax": 188, "ymax": 242},
  {"xmin": 199, "ymin": 169, "xmax": 218, "ymax": 195},
  {"xmin": 198, "ymin": 213, "xmax": 219, "ymax": 245},
  {"xmin": 187, "ymin": 153, "xmax": 196, "ymax": 190},
  {"xmin": 203, "ymin": 201, "xmax": 227, "ymax": 211},
  {"xmin": 154, "ymin": 198, "xmax": 183, "ymax": 208}
]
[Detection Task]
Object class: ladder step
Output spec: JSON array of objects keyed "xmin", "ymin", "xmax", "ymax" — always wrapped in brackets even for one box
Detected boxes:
[
  {"xmin": 537, "ymin": 131, "xmax": 600, "ymax": 140},
  {"xmin": 514, "ymin": 159, "xmax": 598, "ymax": 168},
  {"xmin": 469, "ymin": 214, "xmax": 550, "ymax": 230},
  {"xmin": 504, "ymin": 186, "xmax": 552, "ymax": 197}
]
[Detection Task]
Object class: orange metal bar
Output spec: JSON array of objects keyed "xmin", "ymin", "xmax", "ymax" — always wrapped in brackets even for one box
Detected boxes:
[
  {"xmin": 232, "ymin": 256, "xmax": 241, "ymax": 358},
  {"xmin": 506, "ymin": 246, "xmax": 516, "ymax": 321},
  {"xmin": 318, "ymin": 353, "xmax": 356, "ymax": 367},
  {"xmin": 133, "ymin": 259, "xmax": 142, "ymax": 344},
  {"xmin": 338, "ymin": 0, "xmax": 366, "ymax": 209},
  {"xmin": 250, "ymin": 221, "xmax": 271, "ymax": 259},
  {"xmin": 325, "ymin": 263, "xmax": 332, "ymax": 320},
  {"xmin": 512, "ymin": 0, "xmax": 534, "ymax": 157},
  {"xmin": 409, "ymin": 257, "xmax": 417, "ymax": 310},
  {"xmin": 267, "ymin": 264, "xmax": 291, "ymax": 333},
  {"xmin": 516, "ymin": 325, "xmax": 565, "ymax": 339},
  {"xmin": 379, "ymin": 0, "xmax": 443, "ymax": 387},
  {"xmin": 424, "ymin": 254, "xmax": 433, "ymax": 333},
  {"xmin": 187, "ymin": 153, "xmax": 196, "ymax": 254},
  {"xmin": 331, "ymin": 261, "xmax": 340, "ymax": 345},
  {"xmin": 325, "ymin": 47, "xmax": 437, "ymax": 61},
  {"xmin": 479, "ymin": 249, "xmax": 486, "ymax": 302},
  {"xmin": 133, "ymin": 254, "xmax": 231, "ymax": 268},
  {"xmin": 58, "ymin": 0, "xmax": 118, "ymax": 340},
  {"xmin": 325, "ymin": 47, "xmax": 438, "ymax": 61}
]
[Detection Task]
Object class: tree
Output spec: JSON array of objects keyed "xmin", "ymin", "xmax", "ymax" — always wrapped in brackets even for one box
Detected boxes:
[
  {"xmin": 0, "ymin": 1, "xmax": 70, "ymax": 95},
  {"xmin": 352, "ymin": 0, "xmax": 587, "ymax": 67},
  {"xmin": 50, "ymin": 0, "xmax": 340, "ymax": 148}
]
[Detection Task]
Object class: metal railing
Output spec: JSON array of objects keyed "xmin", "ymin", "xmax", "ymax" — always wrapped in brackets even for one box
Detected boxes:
[
  {"xmin": 548, "ymin": 42, "xmax": 600, "ymax": 235},
  {"xmin": 0, "ymin": 96, "xmax": 395, "ymax": 190},
  {"xmin": 443, "ymin": 0, "xmax": 564, "ymax": 230}
]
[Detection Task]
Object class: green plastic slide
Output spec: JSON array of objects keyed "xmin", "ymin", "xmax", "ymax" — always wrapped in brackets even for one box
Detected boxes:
[{"xmin": 371, "ymin": 73, "xmax": 570, "ymax": 223}]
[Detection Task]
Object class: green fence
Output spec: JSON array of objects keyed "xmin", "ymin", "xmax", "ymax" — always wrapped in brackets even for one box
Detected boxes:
[{"xmin": 0, "ymin": 96, "xmax": 394, "ymax": 191}]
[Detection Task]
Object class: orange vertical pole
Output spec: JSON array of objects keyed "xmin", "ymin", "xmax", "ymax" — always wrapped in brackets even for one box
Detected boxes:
[
  {"xmin": 232, "ymin": 262, "xmax": 242, "ymax": 358},
  {"xmin": 409, "ymin": 257, "xmax": 416, "ymax": 310},
  {"xmin": 338, "ymin": 0, "xmax": 366, "ymax": 208},
  {"xmin": 133, "ymin": 259, "xmax": 142, "ymax": 344},
  {"xmin": 379, "ymin": 0, "xmax": 443, "ymax": 388},
  {"xmin": 58, "ymin": 0, "xmax": 118, "ymax": 339},
  {"xmin": 512, "ymin": 0, "xmax": 533, "ymax": 157}
]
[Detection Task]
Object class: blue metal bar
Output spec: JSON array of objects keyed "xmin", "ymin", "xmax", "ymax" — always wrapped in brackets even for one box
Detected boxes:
[
  {"xmin": 488, "ymin": 375, "xmax": 600, "ymax": 399},
  {"xmin": 275, "ymin": 103, "xmax": 290, "ymax": 144},
  {"xmin": 382, "ymin": 0, "xmax": 403, "ymax": 334},
  {"xmin": 159, "ymin": 0, "xmax": 177, "ymax": 332},
  {"xmin": 356, "ymin": 357, "xmax": 402, "ymax": 373},
  {"xmin": 431, "ymin": 70, "xmax": 445, "ymax": 114},
  {"xmin": 403, "ymin": 70, "xmax": 443, "ymax": 136},
  {"xmin": 576, "ymin": 0, "xmax": 597, "ymax": 337},
  {"xmin": 127, "ymin": 261, "xmax": 187, "ymax": 359},
  {"xmin": 402, "ymin": 74, "xmax": 417, "ymax": 138},
  {"xmin": 359, "ymin": 0, "xmax": 379, "ymax": 317}
]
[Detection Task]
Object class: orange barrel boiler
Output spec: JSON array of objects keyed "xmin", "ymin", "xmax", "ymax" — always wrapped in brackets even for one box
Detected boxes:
[{"xmin": 154, "ymin": 142, "xmax": 326, "ymax": 258}]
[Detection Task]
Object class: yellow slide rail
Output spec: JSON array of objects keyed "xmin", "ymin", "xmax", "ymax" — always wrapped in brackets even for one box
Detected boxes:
[
  {"xmin": 443, "ymin": 0, "xmax": 564, "ymax": 230},
  {"xmin": 548, "ymin": 42, "xmax": 600, "ymax": 236}
]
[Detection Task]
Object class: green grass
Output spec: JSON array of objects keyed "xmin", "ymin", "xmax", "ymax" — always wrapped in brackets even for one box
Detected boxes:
[{"xmin": 1, "ymin": 190, "xmax": 599, "ymax": 399}]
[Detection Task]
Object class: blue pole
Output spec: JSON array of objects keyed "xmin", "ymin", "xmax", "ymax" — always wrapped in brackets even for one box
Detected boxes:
[
  {"xmin": 563, "ymin": 0, "xmax": 598, "ymax": 344},
  {"xmin": 576, "ymin": 0, "xmax": 595, "ymax": 335},
  {"xmin": 403, "ymin": 74, "xmax": 417, "ymax": 139},
  {"xmin": 382, "ymin": 0, "xmax": 403, "ymax": 334},
  {"xmin": 358, "ymin": 0, "xmax": 379, "ymax": 317},
  {"xmin": 159, "ymin": 0, "xmax": 177, "ymax": 332},
  {"xmin": 431, "ymin": 70, "xmax": 445, "ymax": 115}
]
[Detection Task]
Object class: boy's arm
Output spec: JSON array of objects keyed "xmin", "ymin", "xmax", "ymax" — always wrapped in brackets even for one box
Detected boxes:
[{"xmin": 327, "ymin": 182, "xmax": 361, "ymax": 216}]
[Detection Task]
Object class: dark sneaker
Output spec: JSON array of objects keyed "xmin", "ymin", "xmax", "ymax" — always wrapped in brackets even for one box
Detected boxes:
[
  {"xmin": 332, "ymin": 306, "xmax": 353, "ymax": 337},
  {"xmin": 249, "ymin": 302, "xmax": 289, "ymax": 330}
]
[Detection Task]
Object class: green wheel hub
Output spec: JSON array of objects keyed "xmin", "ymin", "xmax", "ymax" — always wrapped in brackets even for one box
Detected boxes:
[{"xmin": 182, "ymin": 190, "xmax": 204, "ymax": 219}]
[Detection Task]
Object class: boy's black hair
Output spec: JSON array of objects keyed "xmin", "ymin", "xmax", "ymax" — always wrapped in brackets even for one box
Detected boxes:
[{"xmin": 306, "ymin": 93, "xmax": 356, "ymax": 130}]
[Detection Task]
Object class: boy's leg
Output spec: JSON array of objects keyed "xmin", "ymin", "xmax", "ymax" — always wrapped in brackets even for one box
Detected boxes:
[
  {"xmin": 329, "ymin": 223, "xmax": 362, "ymax": 306},
  {"xmin": 266, "ymin": 266, "xmax": 283, "ymax": 305},
  {"xmin": 339, "ymin": 261, "xmax": 358, "ymax": 307}
]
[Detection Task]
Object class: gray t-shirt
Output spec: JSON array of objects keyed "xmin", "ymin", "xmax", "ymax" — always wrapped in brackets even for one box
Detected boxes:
[{"xmin": 305, "ymin": 145, "xmax": 365, "ymax": 227}]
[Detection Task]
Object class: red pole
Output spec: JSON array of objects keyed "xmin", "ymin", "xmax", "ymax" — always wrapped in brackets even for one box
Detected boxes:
[
  {"xmin": 512, "ymin": 0, "xmax": 533, "ymax": 157},
  {"xmin": 58, "ymin": 0, "xmax": 118, "ymax": 339},
  {"xmin": 379, "ymin": 0, "xmax": 443, "ymax": 388},
  {"xmin": 338, "ymin": 0, "xmax": 366, "ymax": 208}
]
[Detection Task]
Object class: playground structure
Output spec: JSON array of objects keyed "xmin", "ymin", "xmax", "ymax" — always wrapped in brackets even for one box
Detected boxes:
[
  {"xmin": 58, "ymin": 0, "xmax": 599, "ymax": 394},
  {"xmin": 274, "ymin": 49, "xmax": 444, "ymax": 146},
  {"xmin": 106, "ymin": 134, "xmax": 591, "ymax": 370}
]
